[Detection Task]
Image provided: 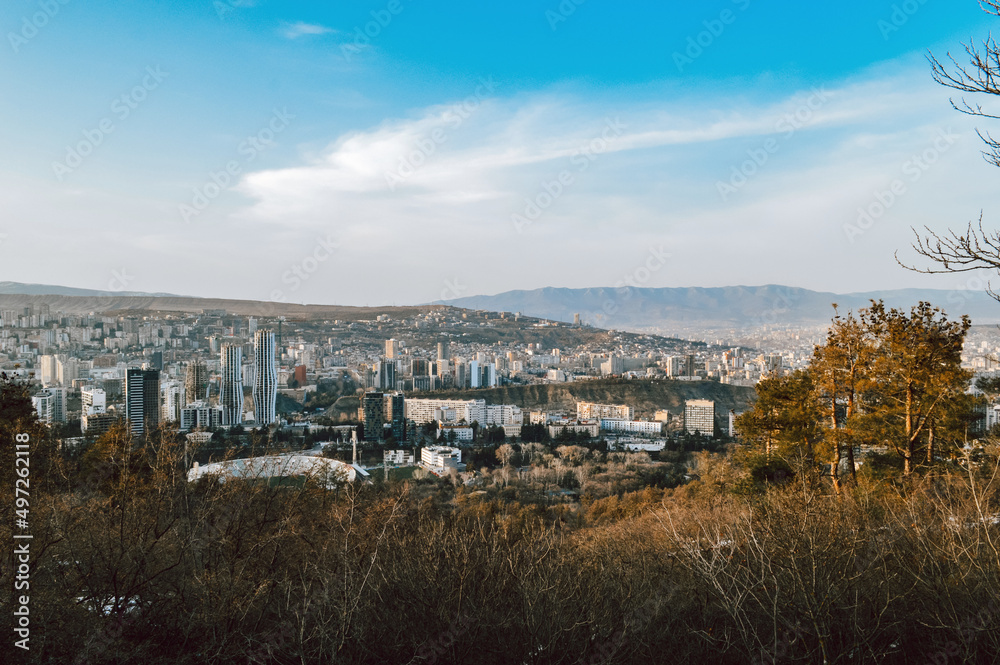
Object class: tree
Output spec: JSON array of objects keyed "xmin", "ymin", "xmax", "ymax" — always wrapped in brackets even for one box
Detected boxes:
[
  {"xmin": 733, "ymin": 370, "xmax": 822, "ymax": 464},
  {"xmin": 929, "ymin": 2, "xmax": 1000, "ymax": 166},
  {"xmin": 811, "ymin": 308, "xmax": 874, "ymax": 490},
  {"xmin": 734, "ymin": 302, "xmax": 974, "ymax": 485},
  {"xmin": 859, "ymin": 301, "xmax": 972, "ymax": 475},
  {"xmin": 496, "ymin": 443, "xmax": 516, "ymax": 468},
  {"xmin": 899, "ymin": 3, "xmax": 1000, "ymax": 290}
]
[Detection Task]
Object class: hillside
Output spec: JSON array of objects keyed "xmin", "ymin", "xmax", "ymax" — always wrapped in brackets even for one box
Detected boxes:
[
  {"xmin": 419, "ymin": 378, "xmax": 755, "ymax": 421},
  {"xmin": 0, "ymin": 292, "xmax": 444, "ymax": 319},
  {"xmin": 0, "ymin": 281, "xmax": 179, "ymax": 297},
  {"xmin": 436, "ymin": 285, "xmax": 1000, "ymax": 330}
]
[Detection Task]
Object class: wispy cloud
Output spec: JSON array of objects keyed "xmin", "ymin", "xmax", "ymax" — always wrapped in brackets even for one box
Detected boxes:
[
  {"xmin": 222, "ymin": 64, "xmax": 1000, "ymax": 304},
  {"xmin": 235, "ymin": 68, "xmax": 945, "ymax": 220},
  {"xmin": 281, "ymin": 21, "xmax": 335, "ymax": 39}
]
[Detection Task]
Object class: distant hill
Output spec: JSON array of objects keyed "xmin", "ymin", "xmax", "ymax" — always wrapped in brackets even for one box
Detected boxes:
[
  {"xmin": 0, "ymin": 281, "xmax": 180, "ymax": 297},
  {"xmin": 434, "ymin": 285, "xmax": 1000, "ymax": 330},
  {"xmin": 0, "ymin": 291, "xmax": 443, "ymax": 319}
]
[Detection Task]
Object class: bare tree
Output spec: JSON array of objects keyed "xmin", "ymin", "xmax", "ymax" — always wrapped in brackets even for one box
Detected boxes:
[
  {"xmin": 897, "ymin": 216, "xmax": 1000, "ymax": 301},
  {"xmin": 899, "ymin": 4, "xmax": 1000, "ymax": 288},
  {"xmin": 928, "ymin": 1, "xmax": 1000, "ymax": 166}
]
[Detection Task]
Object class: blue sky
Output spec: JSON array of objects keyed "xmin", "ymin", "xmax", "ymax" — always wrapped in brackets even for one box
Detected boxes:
[{"xmin": 2, "ymin": 0, "xmax": 999, "ymax": 305}]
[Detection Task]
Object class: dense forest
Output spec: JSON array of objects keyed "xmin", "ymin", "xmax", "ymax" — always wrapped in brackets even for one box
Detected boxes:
[{"xmin": 2, "ymin": 303, "xmax": 999, "ymax": 664}]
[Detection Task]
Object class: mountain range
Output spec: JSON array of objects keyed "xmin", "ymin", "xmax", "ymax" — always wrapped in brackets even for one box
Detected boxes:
[
  {"xmin": 434, "ymin": 285, "xmax": 1000, "ymax": 330},
  {"xmin": 3, "ymin": 281, "xmax": 998, "ymax": 331}
]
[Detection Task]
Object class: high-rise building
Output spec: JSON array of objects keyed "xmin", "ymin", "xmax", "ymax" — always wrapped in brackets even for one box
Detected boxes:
[
  {"xmin": 437, "ymin": 341, "xmax": 449, "ymax": 362},
  {"xmin": 150, "ymin": 351, "xmax": 163, "ymax": 372},
  {"xmin": 161, "ymin": 382, "xmax": 185, "ymax": 423},
  {"xmin": 361, "ymin": 391, "xmax": 385, "ymax": 441},
  {"xmin": 185, "ymin": 360, "xmax": 208, "ymax": 402},
  {"xmin": 56, "ymin": 356, "xmax": 80, "ymax": 386},
  {"xmin": 39, "ymin": 355, "xmax": 57, "ymax": 386},
  {"xmin": 377, "ymin": 360, "xmax": 396, "ymax": 391},
  {"xmin": 664, "ymin": 355, "xmax": 696, "ymax": 378},
  {"xmin": 684, "ymin": 399, "xmax": 715, "ymax": 437},
  {"xmin": 125, "ymin": 368, "xmax": 160, "ymax": 436},
  {"xmin": 32, "ymin": 387, "xmax": 67, "ymax": 424},
  {"xmin": 253, "ymin": 330, "xmax": 278, "ymax": 425},
  {"xmin": 385, "ymin": 338, "xmax": 400, "ymax": 359},
  {"xmin": 600, "ymin": 355, "xmax": 624, "ymax": 376},
  {"xmin": 220, "ymin": 344, "xmax": 243, "ymax": 426},
  {"xmin": 384, "ymin": 391, "xmax": 406, "ymax": 441},
  {"xmin": 469, "ymin": 360, "xmax": 481, "ymax": 388}
]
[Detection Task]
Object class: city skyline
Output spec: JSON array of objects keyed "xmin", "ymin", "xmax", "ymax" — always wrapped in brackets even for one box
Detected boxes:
[{"xmin": 3, "ymin": 2, "xmax": 1000, "ymax": 306}]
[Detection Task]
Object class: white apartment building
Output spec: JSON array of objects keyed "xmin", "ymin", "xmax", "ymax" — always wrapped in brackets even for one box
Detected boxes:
[
  {"xmin": 384, "ymin": 449, "xmax": 416, "ymax": 465},
  {"xmin": 437, "ymin": 425, "xmax": 474, "ymax": 442},
  {"xmin": 181, "ymin": 400, "xmax": 224, "ymax": 431},
  {"xmin": 577, "ymin": 402, "xmax": 634, "ymax": 421},
  {"xmin": 32, "ymin": 387, "xmax": 67, "ymax": 424},
  {"xmin": 405, "ymin": 398, "xmax": 486, "ymax": 425},
  {"xmin": 81, "ymin": 387, "xmax": 107, "ymax": 414},
  {"xmin": 421, "ymin": 445, "xmax": 463, "ymax": 469},
  {"xmin": 548, "ymin": 421, "xmax": 600, "ymax": 438},
  {"xmin": 600, "ymin": 418, "xmax": 664, "ymax": 435},
  {"xmin": 485, "ymin": 404, "xmax": 522, "ymax": 426}
]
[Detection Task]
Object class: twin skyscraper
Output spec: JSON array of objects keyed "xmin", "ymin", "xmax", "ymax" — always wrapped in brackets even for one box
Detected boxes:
[{"xmin": 221, "ymin": 329, "xmax": 278, "ymax": 426}]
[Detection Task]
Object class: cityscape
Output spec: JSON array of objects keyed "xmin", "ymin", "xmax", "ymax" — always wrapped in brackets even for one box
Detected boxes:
[{"xmin": 7, "ymin": 1, "xmax": 1000, "ymax": 663}]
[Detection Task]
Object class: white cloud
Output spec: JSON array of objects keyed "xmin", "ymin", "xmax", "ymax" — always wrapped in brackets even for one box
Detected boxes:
[
  {"xmin": 225, "ymin": 64, "xmax": 1000, "ymax": 304},
  {"xmin": 281, "ymin": 21, "xmax": 335, "ymax": 39},
  {"xmin": 7, "ymin": 60, "xmax": 1000, "ymax": 306}
]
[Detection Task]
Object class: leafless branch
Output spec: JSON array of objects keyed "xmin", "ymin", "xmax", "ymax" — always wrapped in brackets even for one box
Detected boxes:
[{"xmin": 896, "ymin": 215, "xmax": 1000, "ymax": 302}]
